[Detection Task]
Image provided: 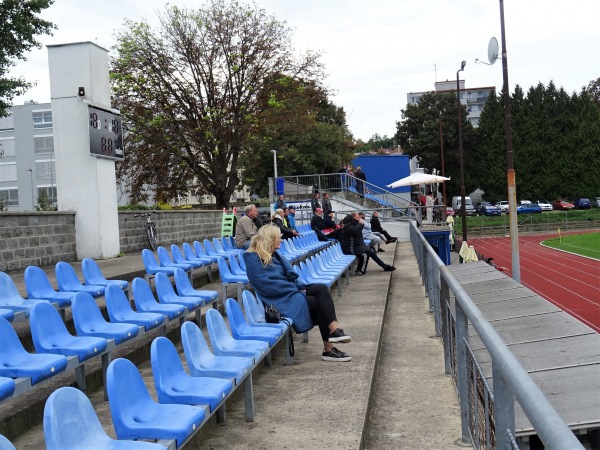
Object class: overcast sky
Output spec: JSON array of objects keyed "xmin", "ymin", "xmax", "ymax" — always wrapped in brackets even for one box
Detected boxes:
[{"xmin": 9, "ymin": 0, "xmax": 599, "ymax": 141}]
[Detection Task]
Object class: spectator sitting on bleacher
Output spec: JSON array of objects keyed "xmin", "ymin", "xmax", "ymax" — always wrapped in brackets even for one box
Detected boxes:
[
  {"xmin": 358, "ymin": 212, "xmax": 384, "ymax": 252},
  {"xmin": 370, "ymin": 211, "xmax": 397, "ymax": 243},
  {"xmin": 244, "ymin": 225, "xmax": 352, "ymax": 362},
  {"xmin": 272, "ymin": 209, "xmax": 298, "ymax": 240},
  {"xmin": 310, "ymin": 208, "xmax": 329, "ymax": 241},
  {"xmin": 235, "ymin": 204, "xmax": 259, "ymax": 250},
  {"xmin": 338, "ymin": 212, "xmax": 396, "ymax": 275},
  {"xmin": 287, "ymin": 206, "xmax": 297, "ymax": 229},
  {"xmin": 322, "ymin": 210, "xmax": 340, "ymax": 239}
]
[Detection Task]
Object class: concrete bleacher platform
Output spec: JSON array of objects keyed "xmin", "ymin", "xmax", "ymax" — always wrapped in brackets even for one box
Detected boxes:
[{"xmin": 2, "ymin": 241, "xmax": 466, "ymax": 448}]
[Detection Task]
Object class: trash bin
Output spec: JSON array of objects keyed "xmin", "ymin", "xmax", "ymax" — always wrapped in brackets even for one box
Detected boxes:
[
  {"xmin": 422, "ymin": 230, "xmax": 451, "ymax": 265},
  {"xmin": 275, "ymin": 177, "xmax": 285, "ymax": 195}
]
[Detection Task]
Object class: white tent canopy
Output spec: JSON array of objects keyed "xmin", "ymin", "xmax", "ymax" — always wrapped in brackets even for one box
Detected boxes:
[{"xmin": 387, "ymin": 172, "xmax": 450, "ymax": 188}]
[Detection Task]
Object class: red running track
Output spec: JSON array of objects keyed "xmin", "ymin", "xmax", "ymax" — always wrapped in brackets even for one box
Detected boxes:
[{"xmin": 470, "ymin": 232, "xmax": 600, "ymax": 333}]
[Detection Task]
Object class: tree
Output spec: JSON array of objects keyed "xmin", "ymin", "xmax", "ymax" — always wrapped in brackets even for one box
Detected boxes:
[
  {"xmin": 395, "ymin": 91, "xmax": 477, "ymax": 198},
  {"xmin": 585, "ymin": 76, "xmax": 600, "ymax": 107},
  {"xmin": 0, "ymin": 0, "xmax": 56, "ymax": 117},
  {"xmin": 355, "ymin": 134, "xmax": 396, "ymax": 153},
  {"xmin": 111, "ymin": 1, "xmax": 324, "ymax": 208}
]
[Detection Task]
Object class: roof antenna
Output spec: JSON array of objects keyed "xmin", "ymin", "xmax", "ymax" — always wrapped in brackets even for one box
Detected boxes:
[{"xmin": 433, "ymin": 64, "xmax": 438, "ymax": 81}]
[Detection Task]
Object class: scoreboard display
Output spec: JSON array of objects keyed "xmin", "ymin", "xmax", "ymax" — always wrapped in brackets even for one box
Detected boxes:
[{"xmin": 88, "ymin": 105, "xmax": 124, "ymax": 160}]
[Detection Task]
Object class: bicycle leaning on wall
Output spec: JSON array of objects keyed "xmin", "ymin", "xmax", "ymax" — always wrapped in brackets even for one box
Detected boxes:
[{"xmin": 134, "ymin": 211, "xmax": 159, "ymax": 250}]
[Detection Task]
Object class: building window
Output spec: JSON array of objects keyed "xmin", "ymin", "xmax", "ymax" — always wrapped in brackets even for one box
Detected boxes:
[
  {"xmin": 0, "ymin": 138, "xmax": 16, "ymax": 157},
  {"xmin": 0, "ymin": 189, "xmax": 19, "ymax": 206},
  {"xmin": 35, "ymin": 160, "xmax": 55, "ymax": 181},
  {"xmin": 0, "ymin": 113, "xmax": 14, "ymax": 131},
  {"xmin": 37, "ymin": 186, "xmax": 57, "ymax": 203},
  {"xmin": 33, "ymin": 111, "xmax": 52, "ymax": 129},
  {"xmin": 0, "ymin": 163, "xmax": 17, "ymax": 182},
  {"xmin": 34, "ymin": 135, "xmax": 54, "ymax": 154}
]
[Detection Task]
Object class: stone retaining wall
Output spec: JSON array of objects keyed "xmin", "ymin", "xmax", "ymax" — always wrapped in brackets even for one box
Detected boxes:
[{"xmin": 0, "ymin": 209, "xmax": 230, "ymax": 271}]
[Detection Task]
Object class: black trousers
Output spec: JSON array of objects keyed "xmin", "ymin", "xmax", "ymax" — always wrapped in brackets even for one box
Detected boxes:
[
  {"xmin": 305, "ymin": 283, "xmax": 337, "ymax": 342},
  {"xmin": 376, "ymin": 229, "xmax": 394, "ymax": 241},
  {"xmin": 351, "ymin": 244, "xmax": 386, "ymax": 271}
]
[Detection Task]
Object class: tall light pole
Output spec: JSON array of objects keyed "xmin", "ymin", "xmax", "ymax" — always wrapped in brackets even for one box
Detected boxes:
[
  {"xmin": 438, "ymin": 112, "xmax": 447, "ymax": 215},
  {"xmin": 271, "ymin": 149, "xmax": 278, "ymax": 198},
  {"xmin": 27, "ymin": 169, "xmax": 35, "ymax": 210},
  {"xmin": 499, "ymin": 0, "xmax": 521, "ymax": 282},
  {"xmin": 456, "ymin": 60, "xmax": 467, "ymax": 242}
]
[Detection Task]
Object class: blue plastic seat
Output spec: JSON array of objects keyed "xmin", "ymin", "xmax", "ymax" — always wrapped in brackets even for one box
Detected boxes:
[
  {"xmin": 173, "ymin": 268, "xmax": 218, "ymax": 304},
  {"xmin": 225, "ymin": 298, "xmax": 282, "ymax": 346},
  {"xmin": 0, "ymin": 317, "xmax": 67, "ymax": 384},
  {"xmin": 82, "ymin": 258, "xmax": 129, "ymax": 291},
  {"xmin": 237, "ymin": 252, "xmax": 247, "ymax": 271},
  {"xmin": 183, "ymin": 242, "xmax": 215, "ymax": 265},
  {"xmin": 228, "ymin": 254, "xmax": 247, "ymax": 276},
  {"xmin": 203, "ymin": 239, "xmax": 232, "ymax": 260},
  {"xmin": 181, "ymin": 322, "xmax": 253, "ymax": 385},
  {"xmin": 205, "ymin": 309, "xmax": 269, "ymax": 362},
  {"xmin": 55, "ymin": 262, "xmax": 105, "ymax": 297},
  {"xmin": 293, "ymin": 264, "xmax": 311, "ymax": 286},
  {"xmin": 141, "ymin": 249, "xmax": 175, "ymax": 276},
  {"xmin": 193, "ymin": 241, "xmax": 219, "ymax": 264},
  {"xmin": 105, "ymin": 285, "xmax": 164, "ymax": 332},
  {"xmin": 151, "ymin": 337, "xmax": 233, "ymax": 412},
  {"xmin": 221, "ymin": 236, "xmax": 244, "ymax": 255},
  {"xmin": 0, "ymin": 435, "xmax": 15, "ymax": 450},
  {"xmin": 0, "ymin": 377, "xmax": 15, "ymax": 401},
  {"xmin": 212, "ymin": 238, "xmax": 239, "ymax": 258},
  {"xmin": 30, "ymin": 302, "xmax": 107, "ymax": 363},
  {"xmin": 217, "ymin": 257, "xmax": 248, "ymax": 284},
  {"xmin": 0, "ymin": 271, "xmax": 51, "ymax": 315},
  {"xmin": 107, "ymin": 358, "xmax": 205, "ymax": 448},
  {"xmin": 155, "ymin": 273, "xmax": 202, "ymax": 311},
  {"xmin": 24, "ymin": 266, "xmax": 75, "ymax": 308},
  {"xmin": 132, "ymin": 278, "xmax": 185, "ymax": 320},
  {"xmin": 157, "ymin": 246, "xmax": 193, "ymax": 272},
  {"xmin": 0, "ymin": 308, "xmax": 14, "ymax": 322},
  {"xmin": 44, "ymin": 386, "xmax": 164, "ymax": 450},
  {"xmin": 170, "ymin": 244, "xmax": 203, "ymax": 269},
  {"xmin": 241, "ymin": 291, "xmax": 289, "ymax": 333},
  {"xmin": 72, "ymin": 292, "xmax": 139, "ymax": 345}
]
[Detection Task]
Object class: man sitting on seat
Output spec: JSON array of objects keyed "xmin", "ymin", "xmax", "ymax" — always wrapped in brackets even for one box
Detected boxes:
[
  {"xmin": 235, "ymin": 204, "xmax": 259, "ymax": 249},
  {"xmin": 272, "ymin": 209, "xmax": 298, "ymax": 240},
  {"xmin": 358, "ymin": 212, "xmax": 384, "ymax": 252},
  {"xmin": 370, "ymin": 211, "xmax": 397, "ymax": 243},
  {"xmin": 310, "ymin": 208, "xmax": 329, "ymax": 241}
]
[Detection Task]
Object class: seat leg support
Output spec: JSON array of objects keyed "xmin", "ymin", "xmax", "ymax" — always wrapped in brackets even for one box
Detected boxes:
[
  {"xmin": 75, "ymin": 365, "xmax": 87, "ymax": 392},
  {"xmin": 302, "ymin": 332, "xmax": 309, "ymax": 343},
  {"xmin": 195, "ymin": 309, "xmax": 202, "ymax": 326},
  {"xmin": 285, "ymin": 331, "xmax": 294, "ymax": 366},
  {"xmin": 102, "ymin": 352, "xmax": 112, "ymax": 401},
  {"xmin": 264, "ymin": 352, "xmax": 272, "ymax": 367},
  {"xmin": 206, "ymin": 266, "xmax": 212, "ymax": 283},
  {"xmin": 216, "ymin": 404, "xmax": 226, "ymax": 424},
  {"xmin": 244, "ymin": 373, "xmax": 254, "ymax": 422}
]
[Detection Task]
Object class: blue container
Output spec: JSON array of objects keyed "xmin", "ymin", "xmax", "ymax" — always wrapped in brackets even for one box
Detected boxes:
[
  {"xmin": 275, "ymin": 178, "xmax": 285, "ymax": 195},
  {"xmin": 422, "ymin": 230, "xmax": 451, "ymax": 265}
]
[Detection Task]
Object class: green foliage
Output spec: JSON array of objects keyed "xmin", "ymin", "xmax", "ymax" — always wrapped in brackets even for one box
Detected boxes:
[
  {"xmin": 117, "ymin": 204, "xmax": 153, "ymax": 211},
  {"xmin": 0, "ymin": 0, "xmax": 56, "ymax": 116},
  {"xmin": 35, "ymin": 190, "xmax": 56, "ymax": 211},
  {"xmin": 355, "ymin": 134, "xmax": 396, "ymax": 153}
]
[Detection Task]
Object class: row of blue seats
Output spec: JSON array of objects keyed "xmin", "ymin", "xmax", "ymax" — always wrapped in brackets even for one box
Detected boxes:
[
  {"xmin": 293, "ymin": 244, "xmax": 355, "ymax": 296},
  {"xmin": 278, "ymin": 231, "xmax": 331, "ymax": 263},
  {"xmin": 41, "ymin": 293, "xmax": 289, "ymax": 449},
  {"xmin": 0, "ymin": 272, "xmax": 219, "ymax": 404}
]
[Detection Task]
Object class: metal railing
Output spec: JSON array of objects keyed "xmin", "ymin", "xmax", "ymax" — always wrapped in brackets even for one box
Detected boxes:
[{"xmin": 409, "ymin": 221, "xmax": 584, "ymax": 450}]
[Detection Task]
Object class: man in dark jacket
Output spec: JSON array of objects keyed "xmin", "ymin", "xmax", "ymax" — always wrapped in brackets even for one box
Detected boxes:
[
  {"xmin": 370, "ymin": 211, "xmax": 397, "ymax": 243},
  {"xmin": 337, "ymin": 212, "xmax": 395, "ymax": 275},
  {"xmin": 322, "ymin": 193, "xmax": 332, "ymax": 215},
  {"xmin": 310, "ymin": 208, "xmax": 329, "ymax": 241},
  {"xmin": 311, "ymin": 192, "xmax": 321, "ymax": 213},
  {"xmin": 354, "ymin": 166, "xmax": 367, "ymax": 196}
]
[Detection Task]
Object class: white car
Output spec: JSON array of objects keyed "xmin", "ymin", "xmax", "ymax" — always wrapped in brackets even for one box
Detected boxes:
[
  {"xmin": 536, "ymin": 200, "xmax": 553, "ymax": 211},
  {"xmin": 496, "ymin": 201, "xmax": 509, "ymax": 214}
]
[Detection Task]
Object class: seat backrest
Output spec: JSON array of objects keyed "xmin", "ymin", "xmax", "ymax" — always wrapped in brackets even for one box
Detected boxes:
[
  {"xmin": 170, "ymin": 245, "xmax": 186, "ymax": 264},
  {"xmin": 221, "ymin": 237, "xmax": 233, "ymax": 252},
  {"xmin": 30, "ymin": 302, "xmax": 72, "ymax": 352},
  {"xmin": 173, "ymin": 268, "xmax": 193, "ymax": 296},
  {"xmin": 206, "ymin": 309, "xmax": 234, "ymax": 348},
  {"xmin": 228, "ymin": 254, "xmax": 245, "ymax": 275},
  {"xmin": 55, "ymin": 262, "xmax": 83, "ymax": 290},
  {"xmin": 182, "ymin": 242, "xmax": 198, "ymax": 260},
  {"xmin": 105, "ymin": 284, "xmax": 133, "ymax": 322},
  {"xmin": 0, "ymin": 316, "xmax": 29, "ymax": 361},
  {"xmin": 155, "ymin": 273, "xmax": 176, "ymax": 301},
  {"xmin": 156, "ymin": 246, "xmax": 173, "ymax": 266},
  {"xmin": 141, "ymin": 249, "xmax": 160, "ymax": 271},
  {"xmin": 132, "ymin": 278, "xmax": 158, "ymax": 310},
  {"xmin": 0, "ymin": 272, "xmax": 23, "ymax": 301},
  {"xmin": 213, "ymin": 238, "xmax": 226, "ymax": 253},
  {"xmin": 150, "ymin": 337, "xmax": 186, "ymax": 404},
  {"xmin": 225, "ymin": 298, "xmax": 248, "ymax": 335},
  {"xmin": 106, "ymin": 358, "xmax": 156, "ymax": 436},
  {"xmin": 72, "ymin": 292, "xmax": 107, "ymax": 334},
  {"xmin": 0, "ymin": 435, "xmax": 15, "ymax": 450},
  {"xmin": 43, "ymin": 386, "xmax": 111, "ymax": 449},
  {"xmin": 242, "ymin": 291, "xmax": 266, "ymax": 325},
  {"xmin": 181, "ymin": 321, "xmax": 213, "ymax": 371},
  {"xmin": 238, "ymin": 252, "xmax": 247, "ymax": 271},
  {"xmin": 81, "ymin": 258, "xmax": 106, "ymax": 285},
  {"xmin": 216, "ymin": 257, "xmax": 233, "ymax": 280},
  {"xmin": 193, "ymin": 241, "xmax": 208, "ymax": 258},
  {"xmin": 24, "ymin": 266, "xmax": 55, "ymax": 298},
  {"xmin": 203, "ymin": 239, "xmax": 217, "ymax": 256}
]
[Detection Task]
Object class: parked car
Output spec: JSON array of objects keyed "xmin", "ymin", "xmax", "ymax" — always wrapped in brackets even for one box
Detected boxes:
[
  {"xmin": 475, "ymin": 202, "xmax": 501, "ymax": 216},
  {"xmin": 535, "ymin": 200, "xmax": 553, "ymax": 211},
  {"xmin": 516, "ymin": 203, "xmax": 542, "ymax": 214},
  {"xmin": 553, "ymin": 200, "xmax": 574, "ymax": 210},
  {"xmin": 451, "ymin": 196, "xmax": 476, "ymax": 216},
  {"xmin": 572, "ymin": 198, "xmax": 592, "ymax": 209},
  {"xmin": 519, "ymin": 200, "xmax": 532, "ymax": 205},
  {"xmin": 496, "ymin": 200, "xmax": 509, "ymax": 214},
  {"xmin": 594, "ymin": 197, "xmax": 600, "ymax": 208}
]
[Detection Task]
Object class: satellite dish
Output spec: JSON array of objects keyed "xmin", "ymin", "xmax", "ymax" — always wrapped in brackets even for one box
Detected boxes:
[{"xmin": 488, "ymin": 37, "xmax": 499, "ymax": 65}]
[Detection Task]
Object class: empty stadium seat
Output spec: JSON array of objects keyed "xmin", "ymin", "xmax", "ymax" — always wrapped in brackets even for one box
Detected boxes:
[
  {"xmin": 155, "ymin": 273, "xmax": 202, "ymax": 311},
  {"xmin": 44, "ymin": 386, "xmax": 164, "ymax": 450},
  {"xmin": 30, "ymin": 302, "xmax": 107, "ymax": 363},
  {"xmin": 55, "ymin": 262, "xmax": 105, "ymax": 297},
  {"xmin": 0, "ymin": 271, "xmax": 51, "ymax": 315},
  {"xmin": 193, "ymin": 241, "xmax": 219, "ymax": 264},
  {"xmin": 131, "ymin": 278, "xmax": 185, "ymax": 320},
  {"xmin": 170, "ymin": 244, "xmax": 203, "ymax": 269},
  {"xmin": 107, "ymin": 358, "xmax": 205, "ymax": 448},
  {"xmin": 181, "ymin": 321, "xmax": 253, "ymax": 385},
  {"xmin": 151, "ymin": 337, "xmax": 233, "ymax": 412},
  {"xmin": 72, "ymin": 292, "xmax": 139, "ymax": 345},
  {"xmin": 24, "ymin": 266, "xmax": 75, "ymax": 308},
  {"xmin": 81, "ymin": 258, "xmax": 129, "ymax": 293},
  {"xmin": 156, "ymin": 246, "xmax": 193, "ymax": 272},
  {"xmin": 216, "ymin": 257, "xmax": 248, "ymax": 301},
  {"xmin": 105, "ymin": 285, "xmax": 165, "ymax": 332},
  {"xmin": 0, "ymin": 309, "xmax": 14, "ymax": 322},
  {"xmin": 227, "ymin": 254, "xmax": 247, "ymax": 276},
  {"xmin": 173, "ymin": 268, "xmax": 218, "ymax": 304},
  {"xmin": 141, "ymin": 249, "xmax": 175, "ymax": 277},
  {"xmin": 241, "ymin": 291, "xmax": 289, "ymax": 333},
  {"xmin": 225, "ymin": 298, "xmax": 282, "ymax": 346},
  {"xmin": 0, "ymin": 317, "xmax": 67, "ymax": 385},
  {"xmin": 0, "ymin": 377, "xmax": 15, "ymax": 402}
]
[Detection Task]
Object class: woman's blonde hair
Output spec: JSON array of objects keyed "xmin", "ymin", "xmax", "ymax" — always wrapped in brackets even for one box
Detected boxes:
[
  {"xmin": 247, "ymin": 225, "xmax": 281, "ymax": 266},
  {"xmin": 271, "ymin": 208, "xmax": 284, "ymax": 221}
]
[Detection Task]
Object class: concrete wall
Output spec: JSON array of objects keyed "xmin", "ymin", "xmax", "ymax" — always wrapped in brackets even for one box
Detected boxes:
[{"xmin": 0, "ymin": 209, "xmax": 228, "ymax": 271}]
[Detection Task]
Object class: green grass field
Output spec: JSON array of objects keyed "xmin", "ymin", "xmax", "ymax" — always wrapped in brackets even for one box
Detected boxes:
[{"xmin": 542, "ymin": 232, "xmax": 600, "ymax": 259}]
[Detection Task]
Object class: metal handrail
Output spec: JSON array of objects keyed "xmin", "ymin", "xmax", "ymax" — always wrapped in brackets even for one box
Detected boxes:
[{"xmin": 409, "ymin": 221, "xmax": 583, "ymax": 450}]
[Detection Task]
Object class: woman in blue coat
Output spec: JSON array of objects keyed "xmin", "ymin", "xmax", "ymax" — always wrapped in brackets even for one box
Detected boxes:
[{"xmin": 243, "ymin": 225, "xmax": 352, "ymax": 362}]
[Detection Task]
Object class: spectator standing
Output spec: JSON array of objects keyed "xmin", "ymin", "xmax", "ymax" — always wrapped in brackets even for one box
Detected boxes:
[
  {"xmin": 273, "ymin": 194, "xmax": 287, "ymax": 211},
  {"xmin": 244, "ymin": 225, "xmax": 352, "ymax": 362},
  {"xmin": 311, "ymin": 192, "xmax": 321, "ymax": 213},
  {"xmin": 370, "ymin": 211, "xmax": 397, "ymax": 243},
  {"xmin": 425, "ymin": 191, "xmax": 434, "ymax": 223},
  {"xmin": 235, "ymin": 204, "xmax": 259, "ymax": 249},
  {"xmin": 354, "ymin": 166, "xmax": 367, "ymax": 197},
  {"xmin": 322, "ymin": 193, "xmax": 332, "ymax": 216}
]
